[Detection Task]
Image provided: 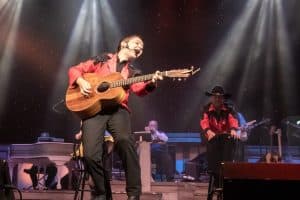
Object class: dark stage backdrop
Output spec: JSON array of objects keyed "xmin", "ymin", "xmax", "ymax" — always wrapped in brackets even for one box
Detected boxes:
[{"xmin": 0, "ymin": 0, "xmax": 299, "ymax": 144}]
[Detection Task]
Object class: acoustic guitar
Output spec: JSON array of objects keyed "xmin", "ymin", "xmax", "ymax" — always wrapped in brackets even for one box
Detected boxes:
[
  {"xmin": 265, "ymin": 126, "xmax": 282, "ymax": 163},
  {"xmin": 65, "ymin": 66, "xmax": 199, "ymax": 118}
]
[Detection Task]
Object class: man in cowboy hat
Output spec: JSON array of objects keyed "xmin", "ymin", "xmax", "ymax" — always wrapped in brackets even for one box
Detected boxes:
[{"xmin": 200, "ymin": 86, "xmax": 239, "ymax": 199}]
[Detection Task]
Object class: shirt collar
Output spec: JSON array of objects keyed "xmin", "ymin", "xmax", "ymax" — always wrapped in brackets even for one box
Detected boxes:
[{"xmin": 208, "ymin": 103, "xmax": 227, "ymax": 112}]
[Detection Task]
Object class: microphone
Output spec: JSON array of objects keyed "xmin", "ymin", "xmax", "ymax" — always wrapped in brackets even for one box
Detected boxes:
[{"xmin": 274, "ymin": 129, "xmax": 281, "ymax": 134}]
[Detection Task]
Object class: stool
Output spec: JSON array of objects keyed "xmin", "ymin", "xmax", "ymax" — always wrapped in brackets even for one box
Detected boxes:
[
  {"xmin": 73, "ymin": 157, "xmax": 90, "ymax": 200},
  {"xmin": 207, "ymin": 172, "xmax": 223, "ymax": 200},
  {"xmin": 73, "ymin": 139, "xmax": 114, "ymax": 200}
]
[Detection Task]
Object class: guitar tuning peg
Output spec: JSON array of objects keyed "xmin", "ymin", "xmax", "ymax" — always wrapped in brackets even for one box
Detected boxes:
[{"xmin": 178, "ymin": 78, "xmax": 182, "ymax": 81}]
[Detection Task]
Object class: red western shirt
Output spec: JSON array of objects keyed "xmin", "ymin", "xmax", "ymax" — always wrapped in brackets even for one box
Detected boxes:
[
  {"xmin": 200, "ymin": 103, "xmax": 238, "ymax": 139},
  {"xmin": 68, "ymin": 53, "xmax": 154, "ymax": 111}
]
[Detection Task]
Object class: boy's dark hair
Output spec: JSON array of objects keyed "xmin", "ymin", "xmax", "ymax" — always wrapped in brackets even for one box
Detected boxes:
[{"xmin": 117, "ymin": 35, "xmax": 143, "ymax": 52}]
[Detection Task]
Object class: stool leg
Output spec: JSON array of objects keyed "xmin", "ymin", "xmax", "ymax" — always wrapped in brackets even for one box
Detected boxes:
[
  {"xmin": 207, "ymin": 174, "xmax": 214, "ymax": 200},
  {"xmin": 73, "ymin": 160, "xmax": 85, "ymax": 200},
  {"xmin": 73, "ymin": 170, "xmax": 82, "ymax": 200},
  {"xmin": 80, "ymin": 171, "xmax": 86, "ymax": 200}
]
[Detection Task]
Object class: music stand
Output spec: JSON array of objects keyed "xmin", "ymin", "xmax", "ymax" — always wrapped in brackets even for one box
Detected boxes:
[
  {"xmin": 133, "ymin": 131, "xmax": 152, "ymax": 192},
  {"xmin": 133, "ymin": 131, "xmax": 152, "ymax": 142}
]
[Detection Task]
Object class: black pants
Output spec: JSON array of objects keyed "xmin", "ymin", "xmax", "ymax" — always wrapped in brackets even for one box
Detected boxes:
[
  {"xmin": 233, "ymin": 140, "xmax": 245, "ymax": 162},
  {"xmin": 82, "ymin": 106, "xmax": 141, "ymax": 197},
  {"xmin": 103, "ymin": 142, "xmax": 113, "ymax": 180},
  {"xmin": 207, "ymin": 134, "xmax": 236, "ymax": 187},
  {"xmin": 151, "ymin": 144, "xmax": 173, "ymax": 181}
]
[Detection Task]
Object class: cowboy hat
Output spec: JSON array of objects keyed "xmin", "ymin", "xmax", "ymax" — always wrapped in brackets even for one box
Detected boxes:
[{"xmin": 205, "ymin": 85, "xmax": 231, "ymax": 98}]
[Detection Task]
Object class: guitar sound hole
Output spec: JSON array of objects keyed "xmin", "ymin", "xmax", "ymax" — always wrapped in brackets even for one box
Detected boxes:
[{"xmin": 97, "ymin": 82, "xmax": 110, "ymax": 93}]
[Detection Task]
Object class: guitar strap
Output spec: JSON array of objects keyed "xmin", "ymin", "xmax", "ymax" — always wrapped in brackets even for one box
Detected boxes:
[
  {"xmin": 128, "ymin": 64, "xmax": 142, "ymax": 78},
  {"xmin": 116, "ymin": 61, "xmax": 143, "ymax": 90},
  {"xmin": 92, "ymin": 53, "xmax": 111, "ymax": 65},
  {"xmin": 116, "ymin": 61, "xmax": 127, "ymax": 73},
  {"xmin": 92, "ymin": 53, "xmax": 142, "ymax": 78}
]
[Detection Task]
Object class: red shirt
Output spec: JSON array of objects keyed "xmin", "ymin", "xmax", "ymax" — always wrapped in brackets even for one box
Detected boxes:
[
  {"xmin": 200, "ymin": 103, "xmax": 238, "ymax": 139},
  {"xmin": 68, "ymin": 53, "xmax": 154, "ymax": 111}
]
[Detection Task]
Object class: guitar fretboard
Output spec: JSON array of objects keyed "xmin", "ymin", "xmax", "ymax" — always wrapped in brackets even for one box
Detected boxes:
[{"xmin": 110, "ymin": 72, "xmax": 167, "ymax": 88}]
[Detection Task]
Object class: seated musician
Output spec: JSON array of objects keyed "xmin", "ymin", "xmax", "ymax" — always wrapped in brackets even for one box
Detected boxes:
[
  {"xmin": 145, "ymin": 120, "xmax": 173, "ymax": 181},
  {"xmin": 24, "ymin": 132, "xmax": 58, "ymax": 190},
  {"xmin": 23, "ymin": 163, "xmax": 57, "ymax": 190},
  {"xmin": 200, "ymin": 86, "xmax": 239, "ymax": 198}
]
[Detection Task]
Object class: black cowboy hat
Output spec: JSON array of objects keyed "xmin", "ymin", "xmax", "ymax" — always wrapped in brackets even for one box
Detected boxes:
[{"xmin": 205, "ymin": 86, "xmax": 231, "ymax": 98}]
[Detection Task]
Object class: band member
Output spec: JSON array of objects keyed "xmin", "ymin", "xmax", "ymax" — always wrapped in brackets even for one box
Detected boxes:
[
  {"xmin": 68, "ymin": 35, "xmax": 163, "ymax": 200},
  {"xmin": 145, "ymin": 120, "xmax": 173, "ymax": 181},
  {"xmin": 23, "ymin": 163, "xmax": 57, "ymax": 190},
  {"xmin": 200, "ymin": 86, "xmax": 239, "ymax": 198}
]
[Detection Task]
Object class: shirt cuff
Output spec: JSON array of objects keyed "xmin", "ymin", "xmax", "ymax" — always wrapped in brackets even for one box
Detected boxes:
[{"xmin": 203, "ymin": 128, "xmax": 211, "ymax": 134}]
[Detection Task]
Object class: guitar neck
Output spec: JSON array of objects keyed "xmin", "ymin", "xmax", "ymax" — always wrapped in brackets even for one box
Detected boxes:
[
  {"xmin": 110, "ymin": 74, "xmax": 153, "ymax": 88},
  {"xmin": 248, "ymin": 119, "xmax": 270, "ymax": 130},
  {"xmin": 277, "ymin": 130, "xmax": 282, "ymax": 158},
  {"xmin": 110, "ymin": 71, "xmax": 167, "ymax": 88}
]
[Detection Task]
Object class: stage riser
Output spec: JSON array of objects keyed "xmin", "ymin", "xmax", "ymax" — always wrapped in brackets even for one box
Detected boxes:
[
  {"xmin": 222, "ymin": 162, "xmax": 300, "ymax": 200},
  {"xmin": 223, "ymin": 179, "xmax": 300, "ymax": 200}
]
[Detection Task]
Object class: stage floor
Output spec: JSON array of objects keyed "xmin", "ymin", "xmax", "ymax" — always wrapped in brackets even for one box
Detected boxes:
[{"xmin": 13, "ymin": 181, "xmax": 209, "ymax": 200}]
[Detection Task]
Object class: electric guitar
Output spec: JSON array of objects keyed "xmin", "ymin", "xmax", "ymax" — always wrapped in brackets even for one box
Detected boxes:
[
  {"xmin": 238, "ymin": 120, "xmax": 256, "ymax": 141},
  {"xmin": 247, "ymin": 118, "xmax": 271, "ymax": 131},
  {"xmin": 238, "ymin": 118, "xmax": 271, "ymax": 141},
  {"xmin": 65, "ymin": 66, "xmax": 199, "ymax": 118}
]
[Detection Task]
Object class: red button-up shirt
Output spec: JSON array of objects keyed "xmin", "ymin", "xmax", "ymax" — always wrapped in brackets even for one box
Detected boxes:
[
  {"xmin": 200, "ymin": 103, "xmax": 238, "ymax": 139},
  {"xmin": 68, "ymin": 53, "xmax": 153, "ymax": 111}
]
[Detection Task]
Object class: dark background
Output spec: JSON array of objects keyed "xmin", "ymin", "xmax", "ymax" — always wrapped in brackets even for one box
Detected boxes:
[{"xmin": 0, "ymin": 0, "xmax": 299, "ymax": 144}]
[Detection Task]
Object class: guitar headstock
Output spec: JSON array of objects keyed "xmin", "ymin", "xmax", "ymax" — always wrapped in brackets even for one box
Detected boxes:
[
  {"xmin": 164, "ymin": 66, "xmax": 200, "ymax": 80},
  {"xmin": 246, "ymin": 120, "xmax": 257, "ymax": 126},
  {"xmin": 269, "ymin": 126, "xmax": 282, "ymax": 136},
  {"xmin": 275, "ymin": 128, "xmax": 282, "ymax": 136},
  {"xmin": 247, "ymin": 118, "xmax": 271, "ymax": 130},
  {"xmin": 261, "ymin": 118, "xmax": 271, "ymax": 124}
]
